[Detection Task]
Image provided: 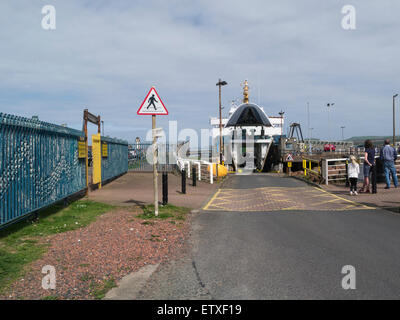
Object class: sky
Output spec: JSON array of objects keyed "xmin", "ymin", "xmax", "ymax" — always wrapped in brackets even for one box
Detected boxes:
[{"xmin": 1, "ymin": 0, "xmax": 400, "ymax": 142}]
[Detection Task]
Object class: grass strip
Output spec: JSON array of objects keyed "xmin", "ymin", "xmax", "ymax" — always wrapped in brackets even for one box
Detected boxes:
[
  {"xmin": 0, "ymin": 200, "xmax": 114, "ymax": 294},
  {"xmin": 136, "ymin": 204, "xmax": 190, "ymax": 221}
]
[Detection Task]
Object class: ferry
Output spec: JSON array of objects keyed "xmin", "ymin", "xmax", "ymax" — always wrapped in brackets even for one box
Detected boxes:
[{"xmin": 210, "ymin": 80, "xmax": 284, "ymax": 172}]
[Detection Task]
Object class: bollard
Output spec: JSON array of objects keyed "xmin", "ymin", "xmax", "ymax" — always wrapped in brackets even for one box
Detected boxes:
[
  {"xmin": 372, "ymin": 165, "xmax": 377, "ymax": 194},
  {"xmin": 192, "ymin": 166, "xmax": 197, "ymax": 186},
  {"xmin": 181, "ymin": 169, "xmax": 186, "ymax": 194},
  {"xmin": 162, "ymin": 172, "xmax": 168, "ymax": 205}
]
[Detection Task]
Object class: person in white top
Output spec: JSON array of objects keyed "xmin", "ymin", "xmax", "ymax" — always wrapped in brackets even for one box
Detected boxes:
[{"xmin": 348, "ymin": 155, "xmax": 360, "ymax": 195}]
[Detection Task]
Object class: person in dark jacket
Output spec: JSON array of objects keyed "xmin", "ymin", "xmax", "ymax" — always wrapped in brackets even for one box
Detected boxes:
[
  {"xmin": 360, "ymin": 139, "xmax": 375, "ymax": 193},
  {"xmin": 380, "ymin": 139, "xmax": 398, "ymax": 189}
]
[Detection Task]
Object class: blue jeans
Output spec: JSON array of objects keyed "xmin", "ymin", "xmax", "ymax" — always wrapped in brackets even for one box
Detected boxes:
[{"xmin": 384, "ymin": 161, "xmax": 398, "ymax": 187}]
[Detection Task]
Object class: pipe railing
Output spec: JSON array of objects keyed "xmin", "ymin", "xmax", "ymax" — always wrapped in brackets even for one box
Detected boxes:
[
  {"xmin": 302, "ymin": 158, "xmax": 322, "ymax": 179},
  {"xmin": 177, "ymin": 157, "xmax": 215, "ymax": 184},
  {"xmin": 322, "ymin": 156, "xmax": 383, "ymax": 185}
]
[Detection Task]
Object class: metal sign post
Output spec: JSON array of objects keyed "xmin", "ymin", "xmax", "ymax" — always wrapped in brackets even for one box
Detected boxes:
[
  {"xmin": 137, "ymin": 87, "xmax": 168, "ymax": 216},
  {"xmin": 152, "ymin": 115, "xmax": 159, "ymax": 216}
]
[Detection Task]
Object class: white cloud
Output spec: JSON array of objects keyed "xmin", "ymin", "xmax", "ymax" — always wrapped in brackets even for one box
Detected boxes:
[{"xmin": 0, "ymin": 0, "xmax": 400, "ymax": 141}]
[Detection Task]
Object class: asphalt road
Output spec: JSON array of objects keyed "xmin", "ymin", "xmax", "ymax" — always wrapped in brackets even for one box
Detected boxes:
[{"xmin": 137, "ymin": 174, "xmax": 400, "ymax": 299}]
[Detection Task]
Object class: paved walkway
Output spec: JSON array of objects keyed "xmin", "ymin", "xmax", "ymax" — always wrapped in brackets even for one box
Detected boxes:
[
  {"xmin": 322, "ymin": 182, "xmax": 400, "ymax": 212},
  {"xmin": 89, "ymin": 171, "xmax": 218, "ymax": 209}
]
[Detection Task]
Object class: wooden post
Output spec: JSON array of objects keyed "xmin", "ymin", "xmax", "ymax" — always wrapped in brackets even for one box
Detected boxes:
[{"xmin": 152, "ymin": 115, "xmax": 159, "ymax": 216}]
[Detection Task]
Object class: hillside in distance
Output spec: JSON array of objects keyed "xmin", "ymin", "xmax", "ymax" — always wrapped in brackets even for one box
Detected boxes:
[{"xmin": 345, "ymin": 135, "xmax": 400, "ymax": 146}]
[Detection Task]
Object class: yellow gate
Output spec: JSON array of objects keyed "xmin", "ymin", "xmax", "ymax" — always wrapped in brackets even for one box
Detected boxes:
[{"xmin": 92, "ymin": 133, "xmax": 102, "ymax": 188}]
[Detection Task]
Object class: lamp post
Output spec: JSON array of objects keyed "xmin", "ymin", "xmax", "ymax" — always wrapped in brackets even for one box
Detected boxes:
[
  {"xmin": 307, "ymin": 102, "xmax": 311, "ymax": 154},
  {"xmin": 278, "ymin": 110, "xmax": 285, "ymax": 136},
  {"xmin": 216, "ymin": 79, "xmax": 228, "ymax": 164},
  {"xmin": 341, "ymin": 126, "xmax": 345, "ymax": 141},
  {"xmin": 393, "ymin": 94, "xmax": 398, "ymax": 146},
  {"xmin": 327, "ymin": 103, "xmax": 335, "ymax": 151}
]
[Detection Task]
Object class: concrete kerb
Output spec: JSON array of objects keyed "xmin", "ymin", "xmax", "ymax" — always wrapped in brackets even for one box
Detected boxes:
[{"xmin": 104, "ymin": 263, "xmax": 160, "ymax": 300}]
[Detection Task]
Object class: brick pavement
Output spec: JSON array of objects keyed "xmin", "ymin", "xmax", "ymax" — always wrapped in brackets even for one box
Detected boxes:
[
  {"xmin": 89, "ymin": 171, "xmax": 218, "ymax": 209},
  {"xmin": 203, "ymin": 186, "xmax": 373, "ymax": 212},
  {"xmin": 322, "ymin": 182, "xmax": 400, "ymax": 212}
]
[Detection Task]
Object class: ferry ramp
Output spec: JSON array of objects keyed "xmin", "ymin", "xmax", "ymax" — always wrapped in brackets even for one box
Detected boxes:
[{"xmin": 203, "ymin": 174, "xmax": 373, "ymax": 212}]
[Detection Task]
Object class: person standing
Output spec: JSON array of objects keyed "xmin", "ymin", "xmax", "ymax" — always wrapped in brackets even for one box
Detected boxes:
[
  {"xmin": 380, "ymin": 139, "xmax": 398, "ymax": 189},
  {"xmin": 348, "ymin": 155, "xmax": 360, "ymax": 195},
  {"xmin": 360, "ymin": 139, "xmax": 375, "ymax": 193}
]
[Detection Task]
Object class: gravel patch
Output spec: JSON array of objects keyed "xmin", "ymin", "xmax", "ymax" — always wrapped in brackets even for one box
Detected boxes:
[{"xmin": 1, "ymin": 208, "xmax": 190, "ymax": 300}]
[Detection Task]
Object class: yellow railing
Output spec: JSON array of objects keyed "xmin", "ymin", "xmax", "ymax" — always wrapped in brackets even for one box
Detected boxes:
[{"xmin": 302, "ymin": 158, "xmax": 321, "ymax": 178}]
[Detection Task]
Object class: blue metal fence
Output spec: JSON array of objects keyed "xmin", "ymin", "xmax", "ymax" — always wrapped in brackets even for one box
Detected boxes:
[
  {"xmin": 0, "ymin": 113, "xmax": 86, "ymax": 228},
  {"xmin": 101, "ymin": 136, "xmax": 128, "ymax": 183}
]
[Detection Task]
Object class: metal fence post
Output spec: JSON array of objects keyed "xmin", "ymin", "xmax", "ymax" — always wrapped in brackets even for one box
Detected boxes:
[
  {"xmin": 192, "ymin": 166, "xmax": 197, "ymax": 186},
  {"xmin": 323, "ymin": 159, "xmax": 329, "ymax": 185},
  {"xmin": 198, "ymin": 162, "xmax": 201, "ymax": 181},
  {"xmin": 181, "ymin": 169, "xmax": 186, "ymax": 194},
  {"xmin": 162, "ymin": 172, "xmax": 168, "ymax": 205},
  {"xmin": 372, "ymin": 165, "xmax": 377, "ymax": 194}
]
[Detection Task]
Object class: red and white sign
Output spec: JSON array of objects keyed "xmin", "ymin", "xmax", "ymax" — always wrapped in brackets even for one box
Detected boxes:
[
  {"xmin": 137, "ymin": 87, "xmax": 168, "ymax": 115},
  {"xmin": 285, "ymin": 153, "xmax": 294, "ymax": 162}
]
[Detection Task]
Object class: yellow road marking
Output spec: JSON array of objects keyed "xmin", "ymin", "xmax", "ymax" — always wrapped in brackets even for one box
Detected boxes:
[
  {"xmin": 314, "ymin": 187, "xmax": 374, "ymax": 209},
  {"xmin": 203, "ymin": 185, "xmax": 376, "ymax": 212},
  {"xmin": 203, "ymin": 189, "xmax": 222, "ymax": 210},
  {"xmin": 312, "ymin": 198, "xmax": 343, "ymax": 206}
]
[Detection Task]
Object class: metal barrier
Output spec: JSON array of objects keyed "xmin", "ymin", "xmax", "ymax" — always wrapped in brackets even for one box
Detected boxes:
[
  {"xmin": 322, "ymin": 156, "xmax": 383, "ymax": 185},
  {"xmin": 177, "ymin": 158, "xmax": 215, "ymax": 184},
  {"xmin": 128, "ymin": 142, "xmax": 152, "ymax": 171},
  {"xmin": 128, "ymin": 143, "xmax": 175, "ymax": 172},
  {"xmin": 0, "ymin": 113, "xmax": 86, "ymax": 228},
  {"xmin": 322, "ymin": 158, "xmax": 348, "ymax": 185},
  {"xmin": 302, "ymin": 158, "xmax": 322, "ymax": 181}
]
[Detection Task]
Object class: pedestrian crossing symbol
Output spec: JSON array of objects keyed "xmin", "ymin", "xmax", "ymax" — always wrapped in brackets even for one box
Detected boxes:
[
  {"xmin": 285, "ymin": 153, "xmax": 294, "ymax": 162},
  {"xmin": 137, "ymin": 87, "xmax": 168, "ymax": 115}
]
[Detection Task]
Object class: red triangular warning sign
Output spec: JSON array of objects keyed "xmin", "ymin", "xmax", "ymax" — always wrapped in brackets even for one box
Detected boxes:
[
  {"xmin": 285, "ymin": 153, "xmax": 294, "ymax": 161},
  {"xmin": 137, "ymin": 87, "xmax": 168, "ymax": 115}
]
